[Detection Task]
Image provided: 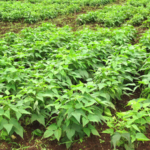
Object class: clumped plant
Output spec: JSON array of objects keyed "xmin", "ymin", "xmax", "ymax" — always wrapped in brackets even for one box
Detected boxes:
[{"xmin": 103, "ymin": 98, "xmax": 150, "ymax": 150}]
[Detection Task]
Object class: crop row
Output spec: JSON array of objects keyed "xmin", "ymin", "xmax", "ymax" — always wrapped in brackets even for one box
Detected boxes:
[
  {"xmin": 103, "ymin": 28, "xmax": 150, "ymax": 150},
  {"xmin": 0, "ymin": 0, "xmax": 115, "ymax": 23},
  {"xmin": 0, "ymin": 23, "xmax": 148, "ymax": 148},
  {"xmin": 77, "ymin": 0, "xmax": 150, "ymax": 27},
  {"xmin": 2, "ymin": 0, "xmax": 115, "ymax": 5}
]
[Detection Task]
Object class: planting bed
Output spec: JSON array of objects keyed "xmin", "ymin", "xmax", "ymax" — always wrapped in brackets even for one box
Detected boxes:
[{"xmin": 1, "ymin": 0, "xmax": 150, "ymax": 150}]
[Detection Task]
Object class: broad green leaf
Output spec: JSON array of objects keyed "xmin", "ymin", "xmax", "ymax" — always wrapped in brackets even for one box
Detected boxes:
[
  {"xmin": 54, "ymin": 128, "xmax": 61, "ymax": 141},
  {"xmin": 91, "ymin": 128, "xmax": 100, "ymax": 136},
  {"xmin": 82, "ymin": 117, "xmax": 89, "ymax": 127},
  {"xmin": 8, "ymin": 118, "xmax": 19, "ymax": 128},
  {"xmin": 102, "ymin": 128, "xmax": 114, "ymax": 135},
  {"xmin": 36, "ymin": 93, "xmax": 44, "ymax": 101},
  {"xmin": 14, "ymin": 126, "xmax": 24, "ymax": 138},
  {"xmin": 43, "ymin": 129, "xmax": 54, "ymax": 138},
  {"xmin": 9, "ymin": 118, "xmax": 23, "ymax": 138},
  {"xmin": 83, "ymin": 128, "xmax": 90, "ymax": 137},
  {"xmin": 121, "ymin": 133, "xmax": 131, "ymax": 143},
  {"xmin": 131, "ymin": 134, "xmax": 136, "ymax": 143},
  {"xmin": 32, "ymin": 129, "xmax": 43, "ymax": 136},
  {"xmin": 16, "ymin": 112, "xmax": 22, "ymax": 120},
  {"xmin": 47, "ymin": 123, "xmax": 57, "ymax": 131},
  {"xmin": 31, "ymin": 114, "xmax": 45, "ymax": 126},
  {"xmin": 5, "ymin": 90, "xmax": 10, "ymax": 95},
  {"xmin": 66, "ymin": 142, "xmax": 72, "ymax": 149},
  {"xmin": 75, "ymin": 103, "xmax": 83, "ymax": 109},
  {"xmin": 88, "ymin": 114, "xmax": 100, "ymax": 123},
  {"xmin": 98, "ymin": 83, "xmax": 105, "ymax": 90},
  {"xmin": 66, "ymin": 128, "xmax": 75, "ymax": 140},
  {"xmin": 0, "ymin": 109, "xmax": 4, "ymax": 116},
  {"xmin": 10, "ymin": 106, "xmax": 18, "ymax": 112},
  {"xmin": 57, "ymin": 117, "xmax": 63, "ymax": 127},
  {"xmin": 18, "ymin": 109, "xmax": 31, "ymax": 115},
  {"xmin": 71, "ymin": 110, "xmax": 81, "ymax": 123},
  {"xmin": 3, "ymin": 124, "xmax": 13, "ymax": 134},
  {"xmin": 0, "ymin": 118, "xmax": 8, "ymax": 130},
  {"xmin": 111, "ymin": 132, "xmax": 121, "ymax": 149},
  {"xmin": 136, "ymin": 133, "xmax": 150, "ymax": 141},
  {"xmin": 132, "ymin": 124, "xmax": 140, "ymax": 132},
  {"xmin": 104, "ymin": 108, "xmax": 112, "ymax": 116},
  {"xmin": 4, "ymin": 110, "xmax": 10, "ymax": 119}
]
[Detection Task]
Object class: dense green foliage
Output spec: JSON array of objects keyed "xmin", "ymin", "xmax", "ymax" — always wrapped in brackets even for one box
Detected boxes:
[
  {"xmin": 0, "ymin": 23, "xmax": 145, "ymax": 148},
  {"xmin": 77, "ymin": 0, "xmax": 150, "ymax": 27},
  {"xmin": 104, "ymin": 98, "xmax": 150, "ymax": 150},
  {"xmin": 1, "ymin": 0, "xmax": 150, "ymax": 149},
  {"xmin": 0, "ymin": 0, "xmax": 115, "ymax": 23},
  {"xmin": 103, "ymin": 28, "xmax": 150, "ymax": 150}
]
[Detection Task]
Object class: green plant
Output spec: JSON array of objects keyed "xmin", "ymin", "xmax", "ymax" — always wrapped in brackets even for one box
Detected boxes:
[
  {"xmin": 127, "ymin": 14, "xmax": 144, "ymax": 26},
  {"xmin": 103, "ymin": 98, "xmax": 150, "ymax": 150}
]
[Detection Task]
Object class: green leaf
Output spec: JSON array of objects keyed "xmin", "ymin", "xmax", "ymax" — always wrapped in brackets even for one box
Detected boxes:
[
  {"xmin": 136, "ymin": 133, "xmax": 150, "ymax": 141},
  {"xmin": 71, "ymin": 110, "xmax": 81, "ymax": 123},
  {"xmin": 91, "ymin": 128, "xmax": 100, "ymax": 136},
  {"xmin": 10, "ymin": 118, "xmax": 20, "ymax": 128},
  {"xmin": 3, "ymin": 124, "xmax": 13, "ymax": 134},
  {"xmin": 14, "ymin": 126, "xmax": 24, "ymax": 138},
  {"xmin": 47, "ymin": 123, "xmax": 57, "ymax": 130},
  {"xmin": 66, "ymin": 142, "xmax": 72, "ymax": 149},
  {"xmin": 36, "ymin": 93, "xmax": 44, "ymax": 101},
  {"xmin": 32, "ymin": 129, "xmax": 43, "ymax": 136},
  {"xmin": 82, "ymin": 117, "xmax": 89, "ymax": 127},
  {"xmin": 102, "ymin": 128, "xmax": 114, "ymax": 135},
  {"xmin": 132, "ymin": 124, "xmax": 140, "ymax": 132},
  {"xmin": 4, "ymin": 110, "xmax": 10, "ymax": 119},
  {"xmin": 18, "ymin": 109, "xmax": 31, "ymax": 115},
  {"xmin": 16, "ymin": 112, "xmax": 22, "ymax": 120},
  {"xmin": 5, "ymin": 90, "xmax": 10, "ymax": 95},
  {"xmin": 54, "ymin": 128, "xmax": 61, "ymax": 141},
  {"xmin": 75, "ymin": 103, "xmax": 83, "ymax": 109},
  {"xmin": 104, "ymin": 108, "xmax": 112, "ymax": 116},
  {"xmin": 131, "ymin": 134, "xmax": 136, "ymax": 143},
  {"xmin": 88, "ymin": 114, "xmax": 100, "ymax": 123},
  {"xmin": 66, "ymin": 128, "xmax": 75, "ymax": 140},
  {"xmin": 121, "ymin": 133, "xmax": 131, "ymax": 143},
  {"xmin": 43, "ymin": 129, "xmax": 54, "ymax": 138},
  {"xmin": 83, "ymin": 128, "xmax": 90, "ymax": 137},
  {"xmin": 0, "ymin": 109, "xmax": 4, "ymax": 116},
  {"xmin": 9, "ymin": 118, "xmax": 23, "ymax": 138},
  {"xmin": 31, "ymin": 114, "xmax": 45, "ymax": 126},
  {"xmin": 0, "ymin": 118, "xmax": 8, "ymax": 130},
  {"xmin": 98, "ymin": 83, "xmax": 105, "ymax": 90},
  {"xmin": 111, "ymin": 132, "xmax": 121, "ymax": 149}
]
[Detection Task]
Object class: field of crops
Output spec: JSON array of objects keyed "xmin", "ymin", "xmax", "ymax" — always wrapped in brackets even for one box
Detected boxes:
[
  {"xmin": 1, "ymin": 0, "xmax": 150, "ymax": 150},
  {"xmin": 0, "ymin": 0, "xmax": 115, "ymax": 23},
  {"xmin": 77, "ymin": 0, "xmax": 150, "ymax": 27}
]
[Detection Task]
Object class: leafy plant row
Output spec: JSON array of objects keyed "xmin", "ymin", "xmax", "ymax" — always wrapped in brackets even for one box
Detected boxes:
[
  {"xmin": 0, "ymin": 23, "xmax": 143, "ymax": 148},
  {"xmin": 103, "ymin": 28, "xmax": 150, "ymax": 150},
  {"xmin": 0, "ymin": 0, "xmax": 115, "ymax": 23},
  {"xmin": 139, "ymin": 29, "xmax": 150, "ymax": 99},
  {"xmin": 77, "ymin": 0, "xmax": 150, "ymax": 27},
  {"xmin": 1, "ymin": 0, "xmax": 115, "ymax": 5}
]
